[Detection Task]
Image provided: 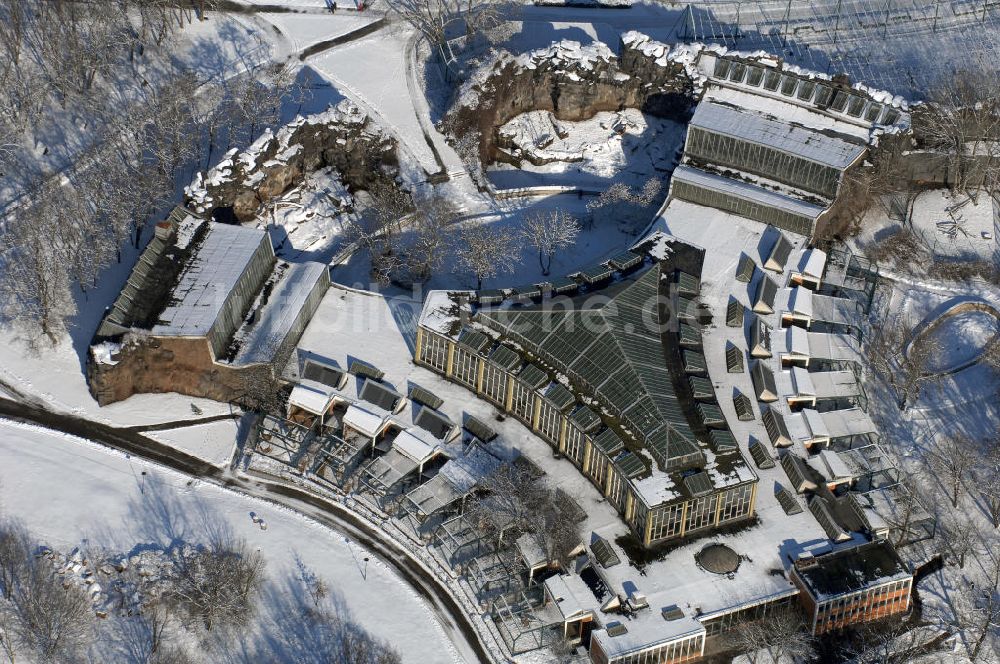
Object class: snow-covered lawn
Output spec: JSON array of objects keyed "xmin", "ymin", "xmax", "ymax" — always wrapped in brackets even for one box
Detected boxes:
[
  {"xmin": 308, "ymin": 27, "xmax": 440, "ymax": 177},
  {"xmin": 489, "ymin": 108, "xmax": 685, "ymax": 190},
  {"xmin": 0, "ymin": 418, "xmax": 465, "ymax": 664},
  {"xmin": 258, "ymin": 11, "xmax": 380, "ymax": 53},
  {"xmin": 148, "ymin": 418, "xmax": 242, "ymax": 467}
]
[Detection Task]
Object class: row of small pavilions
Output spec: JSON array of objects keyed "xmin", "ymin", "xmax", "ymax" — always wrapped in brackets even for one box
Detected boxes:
[{"xmin": 725, "ymin": 229, "xmax": 934, "ymax": 546}]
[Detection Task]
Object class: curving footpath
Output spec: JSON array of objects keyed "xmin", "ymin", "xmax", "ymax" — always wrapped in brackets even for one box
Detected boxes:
[{"xmin": 0, "ymin": 396, "xmax": 492, "ymax": 664}]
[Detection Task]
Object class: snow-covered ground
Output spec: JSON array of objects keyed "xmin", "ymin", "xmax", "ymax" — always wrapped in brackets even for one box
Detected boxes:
[
  {"xmin": 489, "ymin": 108, "xmax": 685, "ymax": 190},
  {"xmin": 258, "ymin": 11, "xmax": 380, "ymax": 54},
  {"xmin": 148, "ymin": 418, "xmax": 243, "ymax": 467},
  {"xmin": 0, "ymin": 418, "xmax": 465, "ymax": 664}
]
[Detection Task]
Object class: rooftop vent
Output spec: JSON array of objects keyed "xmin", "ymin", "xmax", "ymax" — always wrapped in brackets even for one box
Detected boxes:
[
  {"xmin": 606, "ymin": 621, "xmax": 628, "ymax": 637},
  {"xmin": 661, "ymin": 605, "xmax": 685, "ymax": 621}
]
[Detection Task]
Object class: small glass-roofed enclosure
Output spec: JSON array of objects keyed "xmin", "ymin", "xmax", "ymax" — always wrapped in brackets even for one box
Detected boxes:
[
  {"xmin": 414, "ymin": 234, "xmax": 759, "ymax": 549},
  {"xmin": 695, "ymin": 543, "xmax": 741, "ymax": 575}
]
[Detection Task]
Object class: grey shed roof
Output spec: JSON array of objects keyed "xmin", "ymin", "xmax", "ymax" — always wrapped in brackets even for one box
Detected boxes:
[
  {"xmin": 302, "ymin": 358, "xmax": 345, "ymax": 390},
  {"xmin": 754, "ymin": 275, "xmax": 778, "ymax": 313},
  {"xmin": 458, "ymin": 327, "xmax": 491, "ymax": 352},
  {"xmin": 614, "ymin": 452, "xmax": 646, "ymax": 479},
  {"xmin": 359, "ymin": 379, "xmax": 403, "ymax": 412},
  {"xmin": 413, "ymin": 406, "xmax": 454, "ymax": 439},
  {"xmin": 733, "ymin": 391, "xmax": 754, "ymax": 421},
  {"xmin": 726, "ymin": 299, "xmax": 746, "ymax": 328},
  {"xmin": 464, "ymin": 415, "xmax": 497, "ymax": 442},
  {"xmin": 543, "ymin": 383, "xmax": 576, "ymax": 412},
  {"xmin": 154, "ymin": 223, "xmax": 270, "ymax": 337},
  {"xmin": 672, "ymin": 165, "xmax": 826, "ymax": 220},
  {"xmin": 234, "ymin": 261, "xmax": 328, "ymax": 366},
  {"xmin": 765, "ymin": 232, "xmax": 794, "ymax": 272},
  {"xmin": 517, "ymin": 363, "xmax": 549, "ymax": 390},
  {"xmin": 488, "ymin": 345, "xmax": 521, "ymax": 371},
  {"xmin": 349, "ymin": 360, "xmax": 384, "ymax": 381},
  {"xmin": 607, "ymin": 251, "xmax": 644, "ymax": 271},
  {"xmin": 749, "ymin": 439, "xmax": 775, "ymax": 469},
  {"xmin": 683, "ymin": 471, "xmax": 714, "ymax": 497},
  {"xmin": 775, "ymin": 483, "xmax": 803, "ymax": 514},
  {"xmin": 408, "ymin": 384, "xmax": 444, "ymax": 410},
  {"xmin": 736, "ymin": 254, "xmax": 756, "ymax": 283},
  {"xmin": 751, "ymin": 361, "xmax": 778, "ymax": 402},
  {"xmin": 569, "ymin": 406, "xmax": 602, "ymax": 433},
  {"xmin": 725, "ymin": 344, "xmax": 745, "ymax": 373},
  {"xmin": 689, "ymin": 102, "xmax": 867, "ymax": 170},
  {"xmin": 591, "ymin": 536, "xmax": 621, "ymax": 568},
  {"xmin": 592, "ymin": 428, "xmax": 625, "ymax": 457}
]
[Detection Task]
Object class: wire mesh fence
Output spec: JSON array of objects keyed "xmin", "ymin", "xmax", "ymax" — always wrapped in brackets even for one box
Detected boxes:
[{"xmin": 657, "ymin": 1, "xmax": 1000, "ymax": 98}]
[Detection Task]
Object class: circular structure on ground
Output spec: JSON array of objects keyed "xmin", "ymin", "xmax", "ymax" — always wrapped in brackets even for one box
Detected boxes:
[
  {"xmin": 696, "ymin": 543, "xmax": 741, "ymax": 575},
  {"xmin": 905, "ymin": 300, "xmax": 1000, "ymax": 375}
]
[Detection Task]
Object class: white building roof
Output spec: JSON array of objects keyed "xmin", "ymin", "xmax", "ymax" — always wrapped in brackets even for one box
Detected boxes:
[
  {"xmin": 153, "ymin": 223, "xmax": 269, "ymax": 337},
  {"xmin": 393, "ymin": 428, "xmax": 442, "ymax": 465},
  {"xmin": 689, "ymin": 101, "xmax": 867, "ymax": 170},
  {"xmin": 545, "ymin": 574, "xmax": 597, "ymax": 622},
  {"xmin": 807, "ymin": 332, "xmax": 860, "ymax": 363},
  {"xmin": 796, "ymin": 248, "xmax": 828, "ymax": 280},
  {"xmin": 801, "ymin": 409, "xmax": 831, "ymax": 441},
  {"xmin": 819, "ymin": 408, "xmax": 877, "ymax": 440},
  {"xmin": 671, "ymin": 164, "xmax": 827, "ymax": 219},
  {"xmin": 811, "ymin": 294, "xmax": 860, "ymax": 326},
  {"xmin": 785, "ymin": 286, "xmax": 813, "ymax": 318},
  {"xmin": 809, "ymin": 371, "xmax": 860, "ymax": 399},
  {"xmin": 343, "ymin": 403, "xmax": 393, "ymax": 438},
  {"xmin": 287, "ymin": 382, "xmax": 335, "ymax": 416},
  {"xmin": 807, "ymin": 450, "xmax": 852, "ymax": 483}
]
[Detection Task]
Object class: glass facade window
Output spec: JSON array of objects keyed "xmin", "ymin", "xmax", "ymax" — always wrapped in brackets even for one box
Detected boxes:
[
  {"xmin": 452, "ymin": 346, "xmax": 479, "ymax": 388},
  {"xmin": 797, "ymin": 81, "xmax": 816, "ymax": 101},
  {"xmin": 780, "ymin": 75, "xmax": 798, "ymax": 96},
  {"xmin": 814, "ymin": 85, "xmax": 835, "ymax": 107},
  {"xmin": 763, "ymin": 70, "xmax": 781, "ymax": 91},
  {"xmin": 511, "ymin": 381, "xmax": 534, "ymax": 422},
  {"xmin": 606, "ymin": 466, "xmax": 627, "ymax": 511},
  {"xmin": 565, "ymin": 425, "xmax": 585, "ymax": 465},
  {"xmin": 420, "ymin": 333, "xmax": 450, "ymax": 372},
  {"xmin": 648, "ymin": 502, "xmax": 685, "ymax": 542},
  {"xmin": 847, "ymin": 95, "xmax": 866, "ymax": 117},
  {"xmin": 588, "ymin": 449, "xmax": 611, "ymax": 487},
  {"xmin": 746, "ymin": 66, "xmax": 764, "ymax": 87},
  {"xmin": 713, "ymin": 58, "xmax": 731, "ymax": 78},
  {"xmin": 606, "ymin": 632, "xmax": 704, "ymax": 664},
  {"xmin": 718, "ymin": 483, "xmax": 754, "ymax": 523},
  {"xmin": 686, "ymin": 127, "xmax": 841, "ymax": 198},
  {"xmin": 728, "ymin": 62, "xmax": 747, "ymax": 83},
  {"xmin": 536, "ymin": 399, "xmax": 562, "ymax": 446},
  {"xmin": 671, "ymin": 179, "xmax": 815, "ymax": 236},
  {"xmin": 480, "ymin": 363, "xmax": 509, "ymax": 406},
  {"xmin": 684, "ymin": 493, "xmax": 719, "ymax": 533}
]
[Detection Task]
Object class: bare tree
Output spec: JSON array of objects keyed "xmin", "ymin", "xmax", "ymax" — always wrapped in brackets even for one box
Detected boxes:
[
  {"xmin": 928, "ymin": 433, "xmax": 978, "ymax": 508},
  {"xmin": 587, "ymin": 179, "xmax": 663, "ymax": 235},
  {"xmin": 866, "ymin": 313, "xmax": 944, "ymax": 411},
  {"xmin": 726, "ymin": 610, "xmax": 815, "ymax": 664},
  {"xmin": 522, "ymin": 210, "xmax": 580, "ymax": 276},
  {"xmin": 979, "ymin": 442, "xmax": 1000, "ymax": 528},
  {"xmin": 937, "ymin": 512, "xmax": 978, "ymax": 569},
  {"xmin": 391, "ymin": 0, "xmax": 517, "ymax": 64},
  {"xmin": 9, "ymin": 558, "xmax": 94, "ymax": 663},
  {"xmin": 404, "ymin": 194, "xmax": 458, "ymax": 283},
  {"xmin": 916, "ymin": 69, "xmax": 1000, "ymax": 196},
  {"xmin": 454, "ymin": 224, "xmax": 518, "ymax": 290},
  {"xmin": 165, "ymin": 537, "xmax": 265, "ymax": 632},
  {"xmin": 952, "ymin": 551, "xmax": 1000, "ymax": 662}
]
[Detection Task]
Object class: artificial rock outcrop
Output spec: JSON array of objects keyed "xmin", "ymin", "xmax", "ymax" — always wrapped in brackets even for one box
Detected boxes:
[
  {"xmin": 186, "ymin": 101, "xmax": 400, "ymax": 223},
  {"xmin": 445, "ymin": 33, "xmax": 700, "ymax": 166}
]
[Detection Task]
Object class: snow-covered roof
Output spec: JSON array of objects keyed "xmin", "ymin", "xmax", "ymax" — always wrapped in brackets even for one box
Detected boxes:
[
  {"xmin": 819, "ymin": 408, "xmax": 877, "ymax": 440},
  {"xmin": 811, "ymin": 294, "xmax": 860, "ymax": 327},
  {"xmin": 287, "ymin": 382, "xmax": 335, "ymax": 416},
  {"xmin": 806, "ymin": 450, "xmax": 852, "ymax": 483},
  {"xmin": 795, "ymin": 247, "xmax": 828, "ymax": 280},
  {"xmin": 689, "ymin": 102, "xmax": 867, "ymax": 170},
  {"xmin": 233, "ymin": 262, "xmax": 328, "ymax": 365},
  {"xmin": 392, "ymin": 428, "xmax": 442, "ymax": 465},
  {"xmin": 671, "ymin": 164, "xmax": 827, "ymax": 220},
  {"xmin": 544, "ymin": 574, "xmax": 596, "ymax": 622},
  {"xmin": 808, "ymin": 370, "xmax": 860, "ymax": 400},
  {"xmin": 785, "ymin": 286, "xmax": 814, "ymax": 318},
  {"xmin": 153, "ymin": 223, "xmax": 270, "ymax": 337},
  {"xmin": 807, "ymin": 332, "xmax": 860, "ymax": 363},
  {"xmin": 343, "ymin": 403, "xmax": 393, "ymax": 438}
]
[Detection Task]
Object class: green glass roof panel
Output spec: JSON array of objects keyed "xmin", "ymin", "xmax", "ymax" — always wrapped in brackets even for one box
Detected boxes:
[
  {"xmin": 726, "ymin": 299, "xmax": 746, "ymax": 327},
  {"xmin": 678, "ymin": 323, "xmax": 701, "ymax": 348},
  {"xmin": 543, "ymin": 383, "xmax": 576, "ymax": 412},
  {"xmin": 608, "ymin": 251, "xmax": 643, "ymax": 271},
  {"xmin": 736, "ymin": 254, "xmax": 756, "ymax": 282},
  {"xmin": 592, "ymin": 428, "xmax": 624, "ymax": 456},
  {"xmin": 517, "ymin": 363, "xmax": 549, "ymax": 390},
  {"xmin": 457, "ymin": 327, "xmax": 490, "ymax": 352},
  {"xmin": 733, "ymin": 391, "xmax": 754, "ymax": 421},
  {"xmin": 569, "ymin": 406, "xmax": 601, "ymax": 433},
  {"xmin": 688, "ymin": 376, "xmax": 714, "ymax": 400},
  {"xmin": 709, "ymin": 430, "xmax": 738, "ymax": 452},
  {"xmin": 488, "ymin": 344, "xmax": 521, "ymax": 371},
  {"xmin": 749, "ymin": 439, "xmax": 775, "ymax": 468},
  {"xmin": 614, "ymin": 452, "xmax": 646, "ymax": 479},
  {"xmin": 676, "ymin": 271, "xmax": 700, "ymax": 296}
]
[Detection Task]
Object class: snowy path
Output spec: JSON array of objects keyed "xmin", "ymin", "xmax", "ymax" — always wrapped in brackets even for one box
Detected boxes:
[{"xmin": 0, "ymin": 412, "xmax": 486, "ymax": 663}]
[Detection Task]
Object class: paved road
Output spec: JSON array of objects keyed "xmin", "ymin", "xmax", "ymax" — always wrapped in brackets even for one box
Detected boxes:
[{"xmin": 0, "ymin": 397, "xmax": 490, "ymax": 664}]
